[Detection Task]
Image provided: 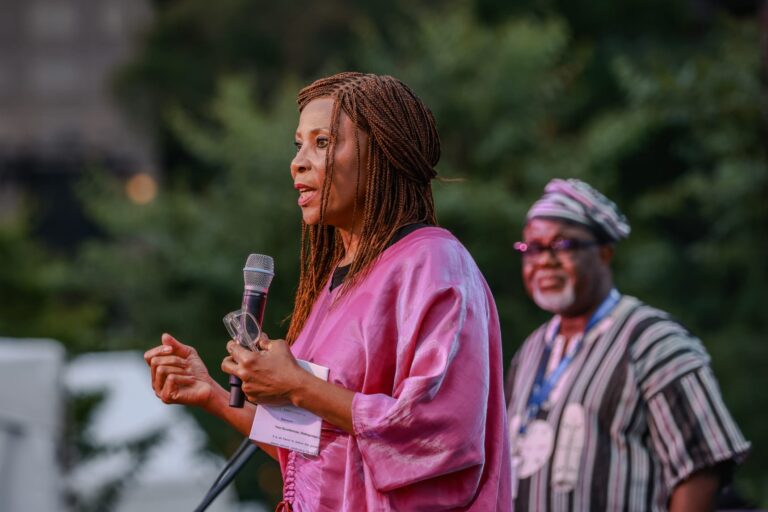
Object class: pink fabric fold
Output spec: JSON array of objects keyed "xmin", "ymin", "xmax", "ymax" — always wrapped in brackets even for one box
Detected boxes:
[{"xmin": 278, "ymin": 228, "xmax": 511, "ymax": 511}]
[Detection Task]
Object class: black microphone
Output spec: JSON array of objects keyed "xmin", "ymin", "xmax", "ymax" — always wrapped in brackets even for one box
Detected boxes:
[{"xmin": 229, "ymin": 253, "xmax": 275, "ymax": 408}]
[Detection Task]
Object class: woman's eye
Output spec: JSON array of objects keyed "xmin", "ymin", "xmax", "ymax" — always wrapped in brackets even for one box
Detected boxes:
[
  {"xmin": 293, "ymin": 141, "xmax": 302, "ymax": 152},
  {"xmin": 316, "ymin": 137, "xmax": 329, "ymax": 149}
]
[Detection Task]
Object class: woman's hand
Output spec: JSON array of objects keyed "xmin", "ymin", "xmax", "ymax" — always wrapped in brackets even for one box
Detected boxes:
[
  {"xmin": 144, "ymin": 333, "xmax": 217, "ymax": 408},
  {"xmin": 144, "ymin": 333, "xmax": 283, "ymax": 461},
  {"xmin": 221, "ymin": 334, "xmax": 308, "ymax": 407}
]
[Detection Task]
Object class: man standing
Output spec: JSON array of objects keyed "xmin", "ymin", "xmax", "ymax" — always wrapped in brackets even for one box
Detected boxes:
[{"xmin": 506, "ymin": 179, "xmax": 750, "ymax": 511}]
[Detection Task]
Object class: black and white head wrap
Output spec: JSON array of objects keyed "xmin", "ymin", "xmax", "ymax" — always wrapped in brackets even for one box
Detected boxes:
[{"xmin": 527, "ymin": 178, "xmax": 631, "ymax": 242}]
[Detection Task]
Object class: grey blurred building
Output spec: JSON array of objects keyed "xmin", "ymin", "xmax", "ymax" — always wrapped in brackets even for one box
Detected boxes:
[{"xmin": 0, "ymin": 0, "xmax": 156, "ymax": 248}]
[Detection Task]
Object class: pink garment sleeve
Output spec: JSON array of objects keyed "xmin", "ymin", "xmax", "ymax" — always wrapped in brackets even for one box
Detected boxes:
[{"xmin": 351, "ymin": 284, "xmax": 491, "ymax": 494}]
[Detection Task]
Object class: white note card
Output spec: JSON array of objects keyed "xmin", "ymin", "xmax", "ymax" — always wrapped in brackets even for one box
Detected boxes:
[{"xmin": 249, "ymin": 359, "xmax": 329, "ymax": 456}]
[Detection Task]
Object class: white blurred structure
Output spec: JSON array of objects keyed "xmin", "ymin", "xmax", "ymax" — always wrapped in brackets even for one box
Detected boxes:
[
  {"xmin": 65, "ymin": 350, "xmax": 241, "ymax": 512},
  {"xmin": 0, "ymin": 338, "xmax": 65, "ymax": 512},
  {"xmin": 0, "ymin": 338, "xmax": 266, "ymax": 512}
]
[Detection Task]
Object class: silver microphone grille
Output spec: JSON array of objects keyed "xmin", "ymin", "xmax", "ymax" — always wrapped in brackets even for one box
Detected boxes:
[{"xmin": 243, "ymin": 254, "xmax": 275, "ymax": 292}]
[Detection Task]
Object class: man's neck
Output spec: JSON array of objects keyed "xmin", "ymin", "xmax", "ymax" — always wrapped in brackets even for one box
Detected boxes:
[
  {"xmin": 558, "ymin": 287, "xmax": 614, "ymax": 338},
  {"xmin": 559, "ymin": 314, "xmax": 591, "ymax": 339}
]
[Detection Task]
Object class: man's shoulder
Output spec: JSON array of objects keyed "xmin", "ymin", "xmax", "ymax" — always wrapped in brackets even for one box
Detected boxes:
[
  {"xmin": 615, "ymin": 296, "xmax": 702, "ymax": 350},
  {"xmin": 616, "ymin": 295, "xmax": 671, "ymax": 323},
  {"xmin": 613, "ymin": 296, "xmax": 688, "ymax": 342},
  {"xmin": 618, "ymin": 296, "xmax": 710, "ymax": 393},
  {"xmin": 619, "ymin": 296, "xmax": 697, "ymax": 343}
]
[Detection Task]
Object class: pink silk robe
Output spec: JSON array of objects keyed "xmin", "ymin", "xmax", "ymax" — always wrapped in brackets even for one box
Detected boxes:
[{"xmin": 277, "ymin": 228, "xmax": 512, "ymax": 511}]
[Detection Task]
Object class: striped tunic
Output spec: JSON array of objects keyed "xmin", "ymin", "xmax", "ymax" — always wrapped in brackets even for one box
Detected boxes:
[{"xmin": 505, "ymin": 295, "xmax": 750, "ymax": 511}]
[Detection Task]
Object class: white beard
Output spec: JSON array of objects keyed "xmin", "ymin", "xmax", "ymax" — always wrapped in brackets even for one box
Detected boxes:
[{"xmin": 531, "ymin": 280, "xmax": 576, "ymax": 314}]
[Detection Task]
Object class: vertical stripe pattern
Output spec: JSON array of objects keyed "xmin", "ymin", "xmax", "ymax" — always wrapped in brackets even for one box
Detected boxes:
[{"xmin": 506, "ymin": 296, "xmax": 750, "ymax": 512}]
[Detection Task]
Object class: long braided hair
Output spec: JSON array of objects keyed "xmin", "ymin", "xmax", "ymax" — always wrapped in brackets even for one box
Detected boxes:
[{"xmin": 286, "ymin": 72, "xmax": 441, "ymax": 344}]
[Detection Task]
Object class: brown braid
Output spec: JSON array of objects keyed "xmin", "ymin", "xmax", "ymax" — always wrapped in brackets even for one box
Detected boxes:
[{"xmin": 286, "ymin": 72, "xmax": 441, "ymax": 344}]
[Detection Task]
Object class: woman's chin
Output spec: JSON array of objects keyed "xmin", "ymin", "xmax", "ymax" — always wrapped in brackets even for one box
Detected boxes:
[{"xmin": 300, "ymin": 209, "xmax": 321, "ymax": 226}]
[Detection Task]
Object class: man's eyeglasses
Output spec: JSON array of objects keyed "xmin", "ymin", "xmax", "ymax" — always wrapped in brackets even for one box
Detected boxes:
[{"xmin": 513, "ymin": 238, "xmax": 601, "ymax": 258}]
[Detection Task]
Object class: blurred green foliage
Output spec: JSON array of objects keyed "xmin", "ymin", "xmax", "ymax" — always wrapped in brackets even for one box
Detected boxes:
[
  {"xmin": 1, "ymin": 0, "xmax": 765, "ymax": 507},
  {"xmin": 0, "ymin": 212, "xmax": 105, "ymax": 350}
]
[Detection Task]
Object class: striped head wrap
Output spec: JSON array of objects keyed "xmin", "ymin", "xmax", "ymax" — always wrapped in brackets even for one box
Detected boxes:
[{"xmin": 527, "ymin": 178, "xmax": 630, "ymax": 242}]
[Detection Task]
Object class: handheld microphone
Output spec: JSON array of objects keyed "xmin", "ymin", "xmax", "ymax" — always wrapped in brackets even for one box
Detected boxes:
[{"xmin": 229, "ymin": 253, "xmax": 275, "ymax": 408}]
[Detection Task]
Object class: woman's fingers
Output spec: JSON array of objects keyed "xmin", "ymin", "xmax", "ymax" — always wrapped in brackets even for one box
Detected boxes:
[
  {"xmin": 221, "ymin": 346, "xmax": 265, "ymax": 382},
  {"xmin": 221, "ymin": 354, "xmax": 243, "ymax": 378},
  {"xmin": 257, "ymin": 332, "xmax": 271, "ymax": 351},
  {"xmin": 145, "ymin": 333, "xmax": 194, "ymax": 373},
  {"xmin": 143, "ymin": 334, "xmax": 214, "ymax": 408},
  {"xmin": 151, "ymin": 366, "xmax": 186, "ymax": 396},
  {"xmin": 158, "ymin": 373, "xmax": 196, "ymax": 403},
  {"xmin": 227, "ymin": 340, "xmax": 260, "ymax": 365},
  {"xmin": 221, "ymin": 334, "xmax": 300, "ymax": 405},
  {"xmin": 149, "ymin": 354, "xmax": 187, "ymax": 381},
  {"xmin": 143, "ymin": 344, "xmax": 172, "ymax": 364},
  {"xmin": 154, "ymin": 363, "xmax": 186, "ymax": 383},
  {"xmin": 225, "ymin": 334, "xmax": 272, "ymax": 356},
  {"xmin": 161, "ymin": 333, "xmax": 193, "ymax": 357},
  {"xmin": 150, "ymin": 354, "xmax": 187, "ymax": 370}
]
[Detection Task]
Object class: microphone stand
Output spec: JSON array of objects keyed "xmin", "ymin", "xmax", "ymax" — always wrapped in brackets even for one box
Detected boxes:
[{"xmin": 194, "ymin": 438, "xmax": 260, "ymax": 512}]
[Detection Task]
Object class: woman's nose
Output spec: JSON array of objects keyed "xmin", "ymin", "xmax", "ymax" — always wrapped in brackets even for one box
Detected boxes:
[{"xmin": 290, "ymin": 150, "xmax": 308, "ymax": 177}]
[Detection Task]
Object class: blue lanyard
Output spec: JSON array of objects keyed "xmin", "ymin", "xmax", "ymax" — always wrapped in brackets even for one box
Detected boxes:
[{"xmin": 520, "ymin": 289, "xmax": 621, "ymax": 433}]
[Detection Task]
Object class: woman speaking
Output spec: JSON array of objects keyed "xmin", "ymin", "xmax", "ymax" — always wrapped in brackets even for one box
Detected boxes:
[{"xmin": 144, "ymin": 72, "xmax": 511, "ymax": 511}]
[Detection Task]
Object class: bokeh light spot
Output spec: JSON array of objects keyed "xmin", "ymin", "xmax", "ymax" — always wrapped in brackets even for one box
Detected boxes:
[{"xmin": 125, "ymin": 173, "xmax": 157, "ymax": 204}]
